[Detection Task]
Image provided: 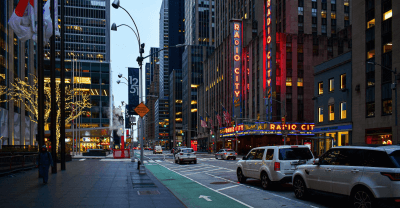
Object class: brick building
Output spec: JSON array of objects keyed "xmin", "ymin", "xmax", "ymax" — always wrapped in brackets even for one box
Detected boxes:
[{"xmin": 199, "ymin": 0, "xmax": 352, "ymax": 154}]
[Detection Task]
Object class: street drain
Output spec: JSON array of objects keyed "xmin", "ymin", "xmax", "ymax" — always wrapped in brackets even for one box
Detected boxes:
[
  {"xmin": 137, "ymin": 190, "xmax": 160, "ymax": 195},
  {"xmin": 210, "ymin": 181, "xmax": 230, "ymax": 185}
]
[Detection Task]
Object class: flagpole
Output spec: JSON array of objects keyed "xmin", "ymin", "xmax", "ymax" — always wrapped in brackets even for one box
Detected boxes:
[
  {"xmin": 60, "ymin": 0, "xmax": 66, "ymax": 170},
  {"xmin": 50, "ymin": 0, "xmax": 57, "ymax": 174},
  {"xmin": 38, "ymin": 0, "xmax": 45, "ymax": 151}
]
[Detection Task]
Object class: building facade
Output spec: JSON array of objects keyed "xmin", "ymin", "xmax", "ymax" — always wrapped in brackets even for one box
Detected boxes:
[
  {"xmin": 159, "ymin": 0, "xmax": 185, "ymax": 148},
  {"xmin": 199, "ymin": 0, "xmax": 352, "ymax": 154},
  {"xmin": 0, "ymin": 0, "xmax": 111, "ymax": 151},
  {"xmin": 145, "ymin": 64, "xmax": 160, "ymax": 146},
  {"xmin": 352, "ymin": 0, "xmax": 398, "ymax": 145},
  {"xmin": 0, "ymin": 0, "xmax": 37, "ymax": 146},
  {"xmin": 169, "ymin": 69, "xmax": 183, "ymax": 147},
  {"xmin": 313, "ymin": 51, "xmax": 352, "ymax": 156}
]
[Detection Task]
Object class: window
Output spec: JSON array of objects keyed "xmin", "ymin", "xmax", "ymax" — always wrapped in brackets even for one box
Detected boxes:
[
  {"xmin": 383, "ymin": 100, "xmax": 392, "ymax": 115},
  {"xmin": 361, "ymin": 150, "xmax": 395, "ymax": 168},
  {"xmin": 331, "ymin": 12, "xmax": 336, "ymax": 19},
  {"xmin": 367, "ymin": 19, "xmax": 375, "ymax": 29},
  {"xmin": 329, "ymin": 78, "xmax": 334, "ymax": 92},
  {"xmin": 340, "ymin": 74, "xmax": 346, "ymax": 89},
  {"xmin": 367, "ymin": 50, "xmax": 375, "ymax": 59},
  {"xmin": 297, "ymin": 78, "xmax": 303, "ymax": 87},
  {"xmin": 341, "ymin": 102, "xmax": 347, "ymax": 119},
  {"xmin": 318, "ymin": 82, "xmax": 323, "ymax": 95},
  {"xmin": 246, "ymin": 149, "xmax": 257, "ymax": 160},
  {"xmin": 383, "ymin": 10, "xmax": 392, "ymax": 21},
  {"xmin": 265, "ymin": 149, "xmax": 274, "ymax": 160},
  {"xmin": 383, "ymin": 43, "xmax": 392, "ymax": 53},
  {"xmin": 319, "ymin": 107, "xmax": 324, "ymax": 122},
  {"xmin": 367, "ymin": 102, "xmax": 375, "ymax": 117},
  {"xmin": 279, "ymin": 148, "xmax": 313, "ymax": 160},
  {"xmin": 320, "ymin": 149, "xmax": 339, "ymax": 165},
  {"xmin": 329, "ymin": 104, "xmax": 334, "ymax": 121},
  {"xmin": 286, "ymin": 77, "xmax": 292, "ymax": 86},
  {"xmin": 298, "ymin": 7, "xmax": 304, "ymax": 15},
  {"xmin": 321, "ymin": 11, "xmax": 327, "ymax": 18},
  {"xmin": 255, "ymin": 149, "xmax": 265, "ymax": 160}
]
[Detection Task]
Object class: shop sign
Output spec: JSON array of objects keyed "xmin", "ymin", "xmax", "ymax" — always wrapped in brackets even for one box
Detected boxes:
[
  {"xmin": 128, "ymin": 67, "xmax": 139, "ymax": 115},
  {"xmin": 100, "ymin": 142, "xmax": 110, "ymax": 145},
  {"xmin": 231, "ymin": 19, "xmax": 242, "ymax": 119}
]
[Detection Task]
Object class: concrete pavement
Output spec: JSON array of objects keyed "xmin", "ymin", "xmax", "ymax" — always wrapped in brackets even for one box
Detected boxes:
[{"xmin": 0, "ymin": 159, "xmax": 185, "ymax": 208}]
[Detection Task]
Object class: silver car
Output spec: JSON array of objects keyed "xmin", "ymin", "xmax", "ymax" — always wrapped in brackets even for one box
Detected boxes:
[{"xmin": 215, "ymin": 149, "xmax": 237, "ymax": 160}]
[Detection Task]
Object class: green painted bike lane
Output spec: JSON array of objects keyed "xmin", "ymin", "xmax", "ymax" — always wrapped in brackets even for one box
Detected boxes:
[{"xmin": 145, "ymin": 163, "xmax": 251, "ymax": 208}]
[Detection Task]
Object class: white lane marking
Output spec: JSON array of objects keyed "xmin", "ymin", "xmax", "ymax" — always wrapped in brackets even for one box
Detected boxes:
[
  {"xmin": 79, "ymin": 159, "xmax": 86, "ymax": 161},
  {"xmin": 155, "ymin": 160, "xmax": 162, "ymax": 162},
  {"xmin": 179, "ymin": 167, "xmax": 211, "ymax": 173},
  {"xmin": 205, "ymin": 173, "xmax": 318, "ymax": 207},
  {"xmin": 199, "ymin": 195, "xmax": 212, "ymax": 201},
  {"xmin": 183, "ymin": 172, "xmax": 201, "ymax": 176},
  {"xmin": 100, "ymin": 159, "xmax": 131, "ymax": 162},
  {"xmin": 156, "ymin": 163, "xmax": 253, "ymax": 208},
  {"xmin": 217, "ymin": 185, "xmax": 240, "ymax": 191},
  {"xmin": 143, "ymin": 161, "xmax": 148, "ymax": 164}
]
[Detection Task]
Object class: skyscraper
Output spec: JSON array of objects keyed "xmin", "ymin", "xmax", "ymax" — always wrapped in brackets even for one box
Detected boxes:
[{"xmin": 159, "ymin": 0, "xmax": 185, "ymax": 147}]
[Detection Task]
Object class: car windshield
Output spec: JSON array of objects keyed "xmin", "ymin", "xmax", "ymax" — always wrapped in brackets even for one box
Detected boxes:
[
  {"xmin": 279, "ymin": 148, "xmax": 313, "ymax": 160},
  {"xmin": 182, "ymin": 149, "xmax": 194, "ymax": 153},
  {"xmin": 390, "ymin": 150, "xmax": 400, "ymax": 168}
]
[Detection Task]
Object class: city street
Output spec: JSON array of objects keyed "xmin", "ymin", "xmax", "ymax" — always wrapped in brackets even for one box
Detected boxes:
[{"xmin": 139, "ymin": 150, "xmax": 366, "ymax": 208}]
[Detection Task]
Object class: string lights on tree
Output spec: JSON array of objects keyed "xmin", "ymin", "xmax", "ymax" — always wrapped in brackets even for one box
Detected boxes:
[{"xmin": 7, "ymin": 74, "xmax": 92, "ymax": 152}]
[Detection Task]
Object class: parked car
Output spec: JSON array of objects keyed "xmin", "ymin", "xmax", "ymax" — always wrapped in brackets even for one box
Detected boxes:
[
  {"xmin": 292, "ymin": 145, "xmax": 400, "ymax": 208},
  {"xmin": 237, "ymin": 145, "xmax": 314, "ymax": 189},
  {"xmin": 153, "ymin": 146, "xmax": 163, "ymax": 154},
  {"xmin": 175, "ymin": 148, "xmax": 197, "ymax": 164},
  {"xmin": 215, "ymin": 149, "xmax": 237, "ymax": 160}
]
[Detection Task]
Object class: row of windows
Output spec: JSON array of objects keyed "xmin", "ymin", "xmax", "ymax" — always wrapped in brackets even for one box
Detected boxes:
[
  {"xmin": 318, "ymin": 74, "xmax": 346, "ymax": 95},
  {"xmin": 318, "ymin": 102, "xmax": 347, "ymax": 122}
]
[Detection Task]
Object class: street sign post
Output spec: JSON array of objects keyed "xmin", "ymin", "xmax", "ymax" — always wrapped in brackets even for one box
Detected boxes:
[{"xmin": 134, "ymin": 102, "xmax": 150, "ymax": 118}]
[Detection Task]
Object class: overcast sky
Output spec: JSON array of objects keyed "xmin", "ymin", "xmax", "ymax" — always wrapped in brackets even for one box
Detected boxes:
[{"xmin": 110, "ymin": 0, "xmax": 162, "ymax": 140}]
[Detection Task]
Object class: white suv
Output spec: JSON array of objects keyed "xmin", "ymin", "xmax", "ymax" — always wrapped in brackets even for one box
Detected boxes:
[
  {"xmin": 292, "ymin": 146, "xmax": 400, "ymax": 208},
  {"xmin": 175, "ymin": 148, "xmax": 197, "ymax": 164},
  {"xmin": 237, "ymin": 145, "xmax": 314, "ymax": 189}
]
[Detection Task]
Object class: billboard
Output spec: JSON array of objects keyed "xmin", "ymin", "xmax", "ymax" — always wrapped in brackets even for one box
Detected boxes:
[{"xmin": 128, "ymin": 67, "xmax": 140, "ymax": 115}]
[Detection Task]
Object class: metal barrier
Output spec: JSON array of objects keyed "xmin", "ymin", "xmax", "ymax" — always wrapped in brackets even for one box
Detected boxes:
[
  {"xmin": 0, "ymin": 154, "xmax": 38, "ymax": 175},
  {"xmin": 112, "ymin": 149, "xmax": 130, "ymax": 159}
]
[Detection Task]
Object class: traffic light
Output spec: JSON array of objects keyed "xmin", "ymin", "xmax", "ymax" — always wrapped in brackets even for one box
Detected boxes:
[
  {"xmin": 281, "ymin": 116, "xmax": 286, "ymax": 126},
  {"xmin": 163, "ymin": 125, "xmax": 167, "ymax": 127},
  {"xmin": 212, "ymin": 134, "xmax": 215, "ymax": 138}
]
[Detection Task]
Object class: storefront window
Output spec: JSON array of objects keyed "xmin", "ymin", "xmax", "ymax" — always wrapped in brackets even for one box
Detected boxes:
[
  {"xmin": 338, "ymin": 132, "xmax": 349, "ymax": 146},
  {"xmin": 329, "ymin": 78, "xmax": 334, "ymax": 92},
  {"xmin": 318, "ymin": 82, "xmax": 323, "ymax": 95},
  {"xmin": 319, "ymin": 107, "xmax": 324, "ymax": 122}
]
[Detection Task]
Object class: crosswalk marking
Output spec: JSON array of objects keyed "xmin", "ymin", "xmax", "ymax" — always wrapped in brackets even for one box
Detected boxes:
[{"xmin": 155, "ymin": 160, "xmax": 162, "ymax": 163}]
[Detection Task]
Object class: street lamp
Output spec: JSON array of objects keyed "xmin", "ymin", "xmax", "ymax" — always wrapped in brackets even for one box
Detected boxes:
[
  {"xmin": 116, "ymin": 80, "xmax": 128, "ymax": 86},
  {"xmin": 111, "ymin": 0, "xmax": 186, "ymax": 174}
]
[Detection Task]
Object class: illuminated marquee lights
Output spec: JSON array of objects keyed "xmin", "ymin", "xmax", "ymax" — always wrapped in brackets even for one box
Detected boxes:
[{"xmin": 223, "ymin": 123, "xmax": 315, "ymax": 134}]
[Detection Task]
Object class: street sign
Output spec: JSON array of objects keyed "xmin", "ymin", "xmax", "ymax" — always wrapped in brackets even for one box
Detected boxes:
[{"xmin": 134, "ymin": 102, "xmax": 150, "ymax": 118}]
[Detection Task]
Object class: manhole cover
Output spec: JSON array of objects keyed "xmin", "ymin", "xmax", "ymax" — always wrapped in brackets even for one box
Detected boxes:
[
  {"xmin": 137, "ymin": 190, "xmax": 160, "ymax": 195},
  {"xmin": 210, "ymin": 181, "xmax": 230, "ymax": 185}
]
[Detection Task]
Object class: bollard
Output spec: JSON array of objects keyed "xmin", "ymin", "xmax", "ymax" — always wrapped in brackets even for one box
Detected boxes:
[{"xmin": 137, "ymin": 160, "xmax": 141, "ymax": 170}]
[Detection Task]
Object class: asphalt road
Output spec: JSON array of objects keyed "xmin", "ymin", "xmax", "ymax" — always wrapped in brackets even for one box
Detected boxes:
[{"xmin": 139, "ymin": 150, "xmax": 362, "ymax": 208}]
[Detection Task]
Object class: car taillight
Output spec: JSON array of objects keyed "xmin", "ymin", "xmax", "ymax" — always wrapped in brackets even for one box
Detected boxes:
[
  {"xmin": 274, "ymin": 162, "xmax": 280, "ymax": 171},
  {"xmin": 395, "ymin": 199, "xmax": 400, "ymax": 203},
  {"xmin": 381, "ymin": 172, "xmax": 400, "ymax": 181},
  {"xmin": 291, "ymin": 146, "xmax": 298, "ymax": 148},
  {"xmin": 194, "ymin": 152, "xmax": 196, "ymax": 154},
  {"xmin": 180, "ymin": 153, "xmax": 183, "ymax": 155},
  {"xmin": 235, "ymin": 153, "xmax": 237, "ymax": 155}
]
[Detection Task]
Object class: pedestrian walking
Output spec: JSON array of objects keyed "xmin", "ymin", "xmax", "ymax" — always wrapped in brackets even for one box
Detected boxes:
[{"xmin": 36, "ymin": 145, "xmax": 53, "ymax": 184}]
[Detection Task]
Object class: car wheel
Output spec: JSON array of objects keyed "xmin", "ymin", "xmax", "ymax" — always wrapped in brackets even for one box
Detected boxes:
[
  {"xmin": 351, "ymin": 188, "xmax": 374, "ymax": 208},
  {"xmin": 293, "ymin": 177, "xmax": 309, "ymax": 200},
  {"xmin": 215, "ymin": 156, "xmax": 218, "ymax": 160},
  {"xmin": 261, "ymin": 172, "xmax": 272, "ymax": 190},
  {"xmin": 237, "ymin": 168, "xmax": 247, "ymax": 183},
  {"xmin": 194, "ymin": 160, "xmax": 197, "ymax": 164},
  {"xmin": 233, "ymin": 157, "xmax": 236, "ymax": 160}
]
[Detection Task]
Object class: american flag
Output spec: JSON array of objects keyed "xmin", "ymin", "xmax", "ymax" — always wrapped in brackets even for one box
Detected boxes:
[
  {"xmin": 215, "ymin": 111, "xmax": 222, "ymax": 127},
  {"xmin": 222, "ymin": 106, "xmax": 231, "ymax": 125},
  {"xmin": 206, "ymin": 112, "xmax": 213, "ymax": 130},
  {"xmin": 200, "ymin": 116, "xmax": 207, "ymax": 128}
]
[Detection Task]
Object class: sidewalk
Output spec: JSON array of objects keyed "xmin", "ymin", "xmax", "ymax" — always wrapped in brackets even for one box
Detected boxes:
[{"xmin": 0, "ymin": 160, "xmax": 185, "ymax": 208}]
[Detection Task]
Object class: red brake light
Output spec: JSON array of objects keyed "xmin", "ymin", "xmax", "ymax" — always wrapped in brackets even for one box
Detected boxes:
[
  {"xmin": 381, "ymin": 172, "xmax": 400, "ymax": 181},
  {"xmin": 180, "ymin": 153, "xmax": 183, "ymax": 155},
  {"xmin": 395, "ymin": 199, "xmax": 400, "ymax": 203},
  {"xmin": 235, "ymin": 153, "xmax": 237, "ymax": 155},
  {"xmin": 274, "ymin": 162, "xmax": 280, "ymax": 171},
  {"xmin": 291, "ymin": 146, "xmax": 298, "ymax": 148},
  {"xmin": 224, "ymin": 153, "xmax": 227, "ymax": 155}
]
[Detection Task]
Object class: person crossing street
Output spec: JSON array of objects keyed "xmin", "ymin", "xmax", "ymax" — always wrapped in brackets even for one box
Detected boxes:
[{"xmin": 36, "ymin": 145, "xmax": 54, "ymax": 184}]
